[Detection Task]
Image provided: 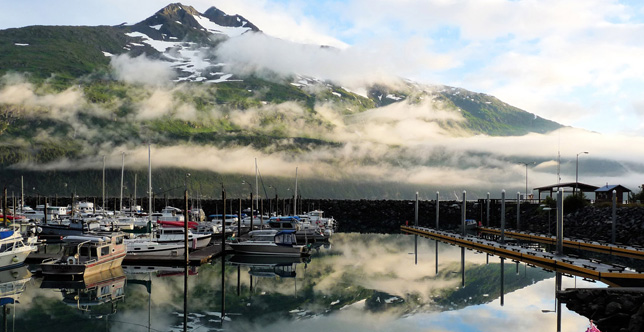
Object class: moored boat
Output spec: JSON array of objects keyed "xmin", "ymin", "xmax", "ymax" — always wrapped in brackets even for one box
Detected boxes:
[
  {"xmin": 125, "ymin": 238, "xmax": 185, "ymax": 257},
  {"xmin": 229, "ymin": 229, "xmax": 309, "ymax": 257},
  {"xmin": 154, "ymin": 227, "xmax": 211, "ymax": 250},
  {"xmin": 0, "ymin": 229, "xmax": 35, "ymax": 270},
  {"xmin": 40, "ymin": 233, "xmax": 127, "ymax": 277}
]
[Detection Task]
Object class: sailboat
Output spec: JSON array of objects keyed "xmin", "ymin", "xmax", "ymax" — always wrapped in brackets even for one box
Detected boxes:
[{"xmin": 125, "ymin": 144, "xmax": 189, "ymax": 256}]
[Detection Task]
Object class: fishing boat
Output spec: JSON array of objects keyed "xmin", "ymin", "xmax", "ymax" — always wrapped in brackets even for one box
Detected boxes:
[
  {"xmin": 40, "ymin": 233, "xmax": 127, "ymax": 277},
  {"xmin": 229, "ymin": 229, "xmax": 309, "ymax": 257},
  {"xmin": 38, "ymin": 217, "xmax": 102, "ymax": 239},
  {"xmin": 0, "ymin": 229, "xmax": 35, "ymax": 270}
]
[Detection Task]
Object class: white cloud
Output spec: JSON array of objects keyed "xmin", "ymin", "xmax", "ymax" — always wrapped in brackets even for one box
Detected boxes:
[{"xmin": 110, "ymin": 54, "xmax": 175, "ymax": 86}]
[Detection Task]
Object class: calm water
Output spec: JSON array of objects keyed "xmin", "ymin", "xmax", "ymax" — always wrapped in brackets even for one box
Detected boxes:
[{"xmin": 3, "ymin": 233, "xmax": 602, "ymax": 331}]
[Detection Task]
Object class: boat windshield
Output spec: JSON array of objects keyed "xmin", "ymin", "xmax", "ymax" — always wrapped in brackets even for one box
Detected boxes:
[{"xmin": 275, "ymin": 233, "xmax": 296, "ymax": 245}]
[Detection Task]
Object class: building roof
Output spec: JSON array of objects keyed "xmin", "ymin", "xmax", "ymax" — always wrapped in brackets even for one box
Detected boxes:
[
  {"xmin": 533, "ymin": 182, "xmax": 600, "ymax": 192},
  {"xmin": 595, "ymin": 184, "xmax": 632, "ymax": 193}
]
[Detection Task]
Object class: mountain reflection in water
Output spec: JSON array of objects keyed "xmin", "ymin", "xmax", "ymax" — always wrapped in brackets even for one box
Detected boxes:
[{"xmin": 2, "ymin": 234, "xmax": 607, "ymax": 331}]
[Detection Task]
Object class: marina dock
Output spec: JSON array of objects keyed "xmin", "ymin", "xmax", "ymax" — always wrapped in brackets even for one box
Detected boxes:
[
  {"xmin": 401, "ymin": 225, "xmax": 644, "ymax": 287},
  {"xmin": 478, "ymin": 227, "xmax": 644, "ymax": 259}
]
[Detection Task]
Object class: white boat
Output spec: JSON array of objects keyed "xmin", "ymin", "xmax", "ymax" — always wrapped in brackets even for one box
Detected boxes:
[
  {"xmin": 229, "ymin": 229, "xmax": 309, "ymax": 257},
  {"xmin": 150, "ymin": 207, "xmax": 185, "ymax": 222},
  {"xmin": 268, "ymin": 216, "xmax": 328, "ymax": 242},
  {"xmin": 125, "ymin": 238, "xmax": 185, "ymax": 257},
  {"xmin": 306, "ymin": 210, "xmax": 336, "ymax": 236},
  {"xmin": 0, "ymin": 229, "xmax": 35, "ymax": 269},
  {"xmin": 40, "ymin": 233, "xmax": 127, "ymax": 277},
  {"xmin": 154, "ymin": 227, "xmax": 211, "ymax": 250}
]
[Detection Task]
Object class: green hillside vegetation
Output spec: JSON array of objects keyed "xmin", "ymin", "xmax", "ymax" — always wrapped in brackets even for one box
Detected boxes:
[{"xmin": 0, "ymin": 25, "xmax": 130, "ymax": 86}]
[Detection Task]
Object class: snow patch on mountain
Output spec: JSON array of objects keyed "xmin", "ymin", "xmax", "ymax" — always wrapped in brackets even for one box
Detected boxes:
[{"xmin": 192, "ymin": 13, "xmax": 252, "ymax": 37}]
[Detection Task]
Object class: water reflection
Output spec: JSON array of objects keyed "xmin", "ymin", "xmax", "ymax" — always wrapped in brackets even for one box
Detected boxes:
[
  {"xmin": 0, "ymin": 234, "xmax": 621, "ymax": 331},
  {"xmin": 40, "ymin": 267, "xmax": 125, "ymax": 320}
]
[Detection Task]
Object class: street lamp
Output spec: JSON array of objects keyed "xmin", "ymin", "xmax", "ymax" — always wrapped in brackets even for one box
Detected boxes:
[
  {"xmin": 184, "ymin": 173, "xmax": 191, "ymax": 191},
  {"xmin": 575, "ymin": 152, "xmax": 589, "ymax": 195},
  {"xmin": 518, "ymin": 162, "xmax": 536, "ymax": 201}
]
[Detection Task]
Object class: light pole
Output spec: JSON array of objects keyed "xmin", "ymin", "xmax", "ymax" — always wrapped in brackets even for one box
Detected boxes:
[
  {"xmin": 518, "ymin": 162, "xmax": 535, "ymax": 201},
  {"xmin": 575, "ymin": 152, "xmax": 588, "ymax": 195}
]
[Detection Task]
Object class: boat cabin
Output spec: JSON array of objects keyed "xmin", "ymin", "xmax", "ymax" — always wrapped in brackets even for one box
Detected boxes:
[{"xmin": 62, "ymin": 234, "xmax": 125, "ymax": 264}]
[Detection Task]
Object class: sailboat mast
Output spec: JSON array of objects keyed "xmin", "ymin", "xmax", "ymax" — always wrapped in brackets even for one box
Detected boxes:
[
  {"xmin": 294, "ymin": 167, "xmax": 298, "ymax": 216},
  {"xmin": 148, "ymin": 144, "xmax": 152, "ymax": 219},
  {"xmin": 120, "ymin": 152, "xmax": 124, "ymax": 213},
  {"xmin": 255, "ymin": 158, "xmax": 259, "ymax": 214},
  {"xmin": 134, "ymin": 173, "xmax": 137, "ymax": 211},
  {"xmin": 102, "ymin": 156, "xmax": 106, "ymax": 214}
]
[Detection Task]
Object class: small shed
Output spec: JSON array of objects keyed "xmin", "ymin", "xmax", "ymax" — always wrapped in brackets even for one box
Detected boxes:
[
  {"xmin": 595, "ymin": 185, "xmax": 632, "ymax": 204},
  {"xmin": 533, "ymin": 182, "xmax": 599, "ymax": 201}
]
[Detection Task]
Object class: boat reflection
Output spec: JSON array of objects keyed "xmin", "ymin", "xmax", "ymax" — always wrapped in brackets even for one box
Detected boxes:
[
  {"xmin": 0, "ymin": 266, "xmax": 31, "ymax": 306},
  {"xmin": 40, "ymin": 266, "xmax": 125, "ymax": 318},
  {"xmin": 228, "ymin": 254, "xmax": 310, "ymax": 278}
]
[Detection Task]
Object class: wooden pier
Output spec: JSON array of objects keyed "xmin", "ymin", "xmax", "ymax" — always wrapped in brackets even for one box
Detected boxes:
[{"xmin": 401, "ymin": 225, "xmax": 644, "ymax": 287}]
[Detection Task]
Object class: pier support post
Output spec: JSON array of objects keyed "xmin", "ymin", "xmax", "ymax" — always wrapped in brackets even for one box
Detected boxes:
[
  {"xmin": 461, "ymin": 191, "xmax": 466, "ymax": 236},
  {"xmin": 184, "ymin": 190, "xmax": 189, "ymax": 265},
  {"xmin": 2, "ymin": 187, "xmax": 6, "ymax": 227},
  {"xmin": 517, "ymin": 192, "xmax": 521, "ymax": 231},
  {"xmin": 612, "ymin": 189, "xmax": 617, "ymax": 244},
  {"xmin": 486, "ymin": 192, "xmax": 490, "ymax": 227},
  {"xmin": 501, "ymin": 190, "xmax": 505, "ymax": 244},
  {"xmin": 435, "ymin": 192, "xmax": 440, "ymax": 230},
  {"xmin": 556, "ymin": 188, "xmax": 564, "ymax": 255},
  {"xmin": 221, "ymin": 187, "xmax": 226, "ymax": 252},
  {"xmin": 415, "ymin": 192, "xmax": 418, "ymax": 226}
]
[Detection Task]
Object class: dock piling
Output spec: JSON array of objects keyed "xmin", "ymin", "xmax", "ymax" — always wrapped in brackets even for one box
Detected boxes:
[
  {"xmin": 462, "ymin": 191, "xmax": 466, "ymax": 236},
  {"xmin": 612, "ymin": 190, "xmax": 617, "ymax": 244},
  {"xmin": 517, "ymin": 192, "xmax": 521, "ymax": 231},
  {"xmin": 435, "ymin": 191, "xmax": 439, "ymax": 230},
  {"xmin": 501, "ymin": 190, "xmax": 506, "ymax": 244},
  {"xmin": 414, "ymin": 192, "xmax": 418, "ymax": 226},
  {"xmin": 486, "ymin": 192, "xmax": 490, "ymax": 227},
  {"xmin": 556, "ymin": 188, "xmax": 564, "ymax": 255}
]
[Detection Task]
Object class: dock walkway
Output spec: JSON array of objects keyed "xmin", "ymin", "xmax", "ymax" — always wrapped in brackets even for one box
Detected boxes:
[
  {"xmin": 478, "ymin": 227, "xmax": 644, "ymax": 259},
  {"xmin": 402, "ymin": 225, "xmax": 644, "ymax": 287}
]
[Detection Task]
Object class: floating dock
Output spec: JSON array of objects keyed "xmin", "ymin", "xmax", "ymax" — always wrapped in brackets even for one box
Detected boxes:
[
  {"xmin": 401, "ymin": 225, "xmax": 644, "ymax": 287},
  {"xmin": 478, "ymin": 227, "xmax": 644, "ymax": 260}
]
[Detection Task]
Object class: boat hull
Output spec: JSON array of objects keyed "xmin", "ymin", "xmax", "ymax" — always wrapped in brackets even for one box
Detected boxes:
[
  {"xmin": 0, "ymin": 247, "xmax": 32, "ymax": 270},
  {"xmin": 126, "ymin": 240, "xmax": 185, "ymax": 256},
  {"xmin": 156, "ymin": 234, "xmax": 211, "ymax": 250},
  {"xmin": 41, "ymin": 253, "xmax": 126, "ymax": 277},
  {"xmin": 229, "ymin": 242, "xmax": 308, "ymax": 257}
]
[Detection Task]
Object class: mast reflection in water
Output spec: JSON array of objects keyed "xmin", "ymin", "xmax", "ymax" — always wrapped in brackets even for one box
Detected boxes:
[{"xmin": 0, "ymin": 234, "xmax": 619, "ymax": 331}]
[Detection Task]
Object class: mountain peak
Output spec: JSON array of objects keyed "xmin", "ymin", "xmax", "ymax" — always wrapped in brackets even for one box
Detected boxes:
[
  {"xmin": 202, "ymin": 6, "xmax": 260, "ymax": 32},
  {"xmin": 158, "ymin": 3, "xmax": 200, "ymax": 17}
]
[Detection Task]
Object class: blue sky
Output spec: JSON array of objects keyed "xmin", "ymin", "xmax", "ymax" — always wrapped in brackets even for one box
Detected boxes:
[{"xmin": 2, "ymin": 0, "xmax": 644, "ymax": 135}]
